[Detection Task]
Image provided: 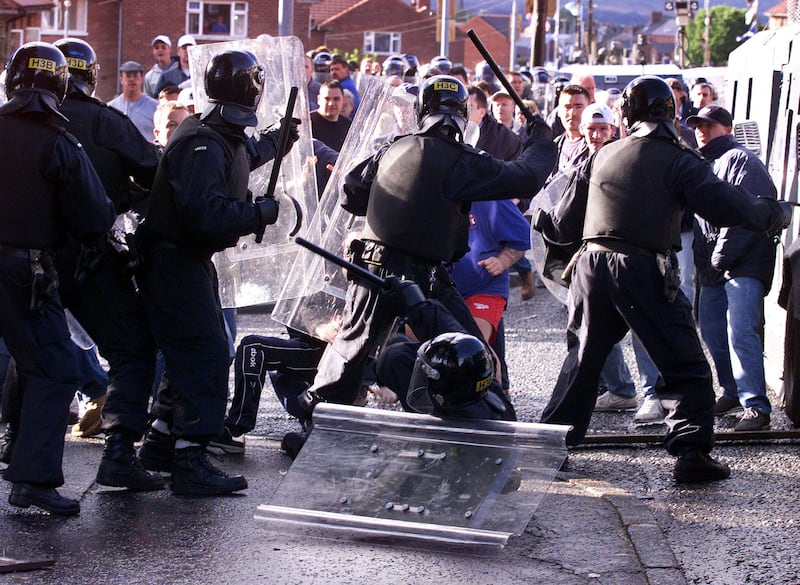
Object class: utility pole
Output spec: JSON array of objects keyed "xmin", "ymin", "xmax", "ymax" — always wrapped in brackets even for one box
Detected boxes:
[
  {"xmin": 703, "ymin": 0, "xmax": 711, "ymax": 65},
  {"xmin": 278, "ymin": 0, "xmax": 294, "ymax": 36},
  {"xmin": 63, "ymin": 0, "xmax": 71, "ymax": 38}
]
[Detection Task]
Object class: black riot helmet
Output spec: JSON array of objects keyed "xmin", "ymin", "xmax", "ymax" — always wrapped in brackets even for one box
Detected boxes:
[
  {"xmin": 54, "ymin": 37, "xmax": 98, "ymax": 97},
  {"xmin": 5, "ymin": 41, "xmax": 68, "ymax": 103},
  {"xmin": 383, "ymin": 55, "xmax": 405, "ymax": 78},
  {"xmin": 415, "ymin": 74, "xmax": 468, "ymax": 136},
  {"xmin": 620, "ymin": 75, "xmax": 676, "ymax": 129},
  {"xmin": 407, "ymin": 332, "xmax": 494, "ymax": 414},
  {"xmin": 475, "ymin": 60, "xmax": 496, "ymax": 84},
  {"xmin": 205, "ymin": 49, "xmax": 265, "ymax": 127},
  {"xmin": 312, "ymin": 51, "xmax": 332, "ymax": 83},
  {"xmin": 429, "ymin": 55, "xmax": 452, "ymax": 74}
]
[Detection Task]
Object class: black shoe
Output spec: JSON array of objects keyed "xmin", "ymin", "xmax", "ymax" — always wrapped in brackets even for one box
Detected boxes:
[
  {"xmin": 207, "ymin": 427, "xmax": 245, "ymax": 455},
  {"xmin": 9, "ymin": 483, "xmax": 80, "ymax": 516},
  {"xmin": 280, "ymin": 431, "xmax": 308, "ymax": 461},
  {"xmin": 713, "ymin": 395, "xmax": 743, "ymax": 416},
  {"xmin": 138, "ymin": 427, "xmax": 175, "ymax": 474},
  {"xmin": 0, "ymin": 426, "xmax": 16, "ymax": 464},
  {"xmin": 734, "ymin": 408, "xmax": 770, "ymax": 432},
  {"xmin": 674, "ymin": 450, "xmax": 731, "ymax": 483},
  {"xmin": 171, "ymin": 446, "xmax": 248, "ymax": 496},
  {"xmin": 97, "ymin": 432, "xmax": 165, "ymax": 491}
]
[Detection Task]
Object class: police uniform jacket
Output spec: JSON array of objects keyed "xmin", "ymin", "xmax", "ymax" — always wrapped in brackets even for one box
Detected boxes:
[
  {"xmin": 60, "ymin": 91, "xmax": 159, "ymax": 213},
  {"xmin": 548, "ymin": 122, "xmax": 782, "ymax": 252},
  {"xmin": 0, "ymin": 102, "xmax": 115, "ymax": 249},
  {"xmin": 341, "ymin": 126, "xmax": 556, "ymax": 263},
  {"xmin": 692, "ymin": 133, "xmax": 778, "ymax": 292},
  {"xmin": 143, "ymin": 109, "xmax": 279, "ymax": 255}
]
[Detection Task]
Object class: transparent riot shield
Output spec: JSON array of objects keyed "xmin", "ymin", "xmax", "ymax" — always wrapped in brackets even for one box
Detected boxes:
[
  {"xmin": 187, "ymin": 36, "xmax": 318, "ymax": 307},
  {"xmin": 529, "ymin": 172, "xmax": 572, "ymax": 305},
  {"xmin": 255, "ymin": 404, "xmax": 570, "ymax": 550},
  {"xmin": 270, "ymin": 80, "xmax": 418, "ymax": 338}
]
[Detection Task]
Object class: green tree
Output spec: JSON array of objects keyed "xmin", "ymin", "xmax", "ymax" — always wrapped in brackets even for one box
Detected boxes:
[{"xmin": 685, "ymin": 6, "xmax": 751, "ymax": 66}]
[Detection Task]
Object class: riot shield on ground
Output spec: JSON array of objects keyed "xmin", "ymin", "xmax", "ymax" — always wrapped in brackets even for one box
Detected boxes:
[
  {"xmin": 270, "ymin": 79, "xmax": 418, "ymax": 338},
  {"xmin": 528, "ymin": 172, "xmax": 572, "ymax": 305},
  {"xmin": 254, "ymin": 404, "xmax": 570, "ymax": 550},
  {"xmin": 187, "ymin": 36, "xmax": 318, "ymax": 307}
]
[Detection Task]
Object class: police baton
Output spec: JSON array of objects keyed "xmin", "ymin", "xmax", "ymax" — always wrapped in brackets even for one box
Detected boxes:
[
  {"xmin": 466, "ymin": 29, "xmax": 535, "ymax": 125},
  {"xmin": 294, "ymin": 237, "xmax": 390, "ymax": 290},
  {"xmin": 255, "ymin": 85, "xmax": 303, "ymax": 243}
]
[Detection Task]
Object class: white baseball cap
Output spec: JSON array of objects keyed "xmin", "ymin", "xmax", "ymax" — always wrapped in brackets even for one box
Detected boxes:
[
  {"xmin": 151, "ymin": 35, "xmax": 171, "ymax": 48},
  {"xmin": 581, "ymin": 102, "xmax": 614, "ymax": 126},
  {"xmin": 177, "ymin": 34, "xmax": 196, "ymax": 47}
]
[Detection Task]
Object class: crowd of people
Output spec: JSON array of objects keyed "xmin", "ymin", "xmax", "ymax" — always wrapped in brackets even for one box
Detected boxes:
[{"xmin": 0, "ymin": 34, "xmax": 791, "ymax": 516}]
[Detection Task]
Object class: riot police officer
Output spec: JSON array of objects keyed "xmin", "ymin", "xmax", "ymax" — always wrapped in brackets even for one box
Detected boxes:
[
  {"xmin": 375, "ymin": 279, "xmax": 515, "ymax": 422},
  {"xmin": 428, "ymin": 55, "xmax": 453, "ymax": 75},
  {"xmin": 534, "ymin": 76, "xmax": 790, "ymax": 482},
  {"xmin": 135, "ymin": 50, "xmax": 298, "ymax": 496},
  {"xmin": 52, "ymin": 38, "xmax": 164, "ymax": 491},
  {"xmin": 0, "ymin": 42, "xmax": 114, "ymax": 514},
  {"xmin": 301, "ymin": 75, "xmax": 556, "ymax": 418}
]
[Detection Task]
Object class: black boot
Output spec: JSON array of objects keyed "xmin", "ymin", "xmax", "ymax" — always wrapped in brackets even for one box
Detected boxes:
[
  {"xmin": 97, "ymin": 431, "xmax": 165, "ymax": 491},
  {"xmin": 171, "ymin": 446, "xmax": 247, "ymax": 496},
  {"xmin": 138, "ymin": 426, "xmax": 175, "ymax": 473},
  {"xmin": 674, "ymin": 449, "xmax": 731, "ymax": 483},
  {"xmin": 0, "ymin": 425, "xmax": 17, "ymax": 464}
]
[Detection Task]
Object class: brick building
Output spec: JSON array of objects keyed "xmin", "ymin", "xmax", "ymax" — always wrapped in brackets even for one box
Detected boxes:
[
  {"xmin": 1, "ymin": 0, "xmax": 317, "ymax": 101},
  {"xmin": 309, "ymin": 0, "xmax": 446, "ymax": 65}
]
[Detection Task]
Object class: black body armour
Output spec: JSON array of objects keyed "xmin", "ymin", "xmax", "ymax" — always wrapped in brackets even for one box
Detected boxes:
[
  {"xmin": 144, "ymin": 115, "xmax": 248, "ymax": 250},
  {"xmin": 0, "ymin": 115, "xmax": 66, "ymax": 248},
  {"xmin": 365, "ymin": 134, "xmax": 467, "ymax": 262},
  {"xmin": 584, "ymin": 136, "xmax": 683, "ymax": 252},
  {"xmin": 60, "ymin": 94, "xmax": 129, "ymax": 212}
]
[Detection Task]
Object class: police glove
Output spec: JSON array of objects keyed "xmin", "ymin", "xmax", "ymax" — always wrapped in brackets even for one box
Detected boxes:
[
  {"xmin": 525, "ymin": 113, "xmax": 552, "ymax": 141},
  {"xmin": 262, "ymin": 117, "xmax": 301, "ymax": 158},
  {"xmin": 254, "ymin": 195, "xmax": 280, "ymax": 235},
  {"xmin": 764, "ymin": 199, "xmax": 793, "ymax": 238},
  {"xmin": 382, "ymin": 276, "xmax": 425, "ymax": 316}
]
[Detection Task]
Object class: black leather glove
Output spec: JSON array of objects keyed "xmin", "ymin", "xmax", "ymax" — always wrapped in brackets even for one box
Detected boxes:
[
  {"xmin": 382, "ymin": 276, "xmax": 425, "ymax": 316},
  {"xmin": 763, "ymin": 198, "xmax": 793, "ymax": 238},
  {"xmin": 254, "ymin": 196, "xmax": 280, "ymax": 236},
  {"xmin": 525, "ymin": 113, "xmax": 552, "ymax": 141},
  {"xmin": 262, "ymin": 117, "xmax": 301, "ymax": 158}
]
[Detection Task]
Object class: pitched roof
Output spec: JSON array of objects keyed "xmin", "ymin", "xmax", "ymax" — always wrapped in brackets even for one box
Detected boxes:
[
  {"xmin": 311, "ymin": 0, "xmax": 366, "ymax": 26},
  {"xmin": 764, "ymin": 0, "xmax": 787, "ymax": 16}
]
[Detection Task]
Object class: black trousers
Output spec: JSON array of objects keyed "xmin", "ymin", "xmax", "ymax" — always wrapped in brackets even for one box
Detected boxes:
[
  {"xmin": 56, "ymin": 241, "xmax": 158, "ymax": 438},
  {"xmin": 225, "ymin": 333, "xmax": 326, "ymax": 432},
  {"xmin": 0, "ymin": 255, "xmax": 76, "ymax": 487},
  {"xmin": 541, "ymin": 250, "xmax": 715, "ymax": 454},
  {"xmin": 140, "ymin": 247, "xmax": 229, "ymax": 442}
]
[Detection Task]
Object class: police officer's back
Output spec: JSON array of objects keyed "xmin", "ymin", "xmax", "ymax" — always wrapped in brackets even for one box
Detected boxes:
[
  {"xmin": 303, "ymin": 75, "xmax": 556, "ymax": 414},
  {"xmin": 536, "ymin": 76, "xmax": 790, "ymax": 483},
  {"xmin": 55, "ymin": 38, "xmax": 159, "ymax": 214},
  {"xmin": 52, "ymin": 38, "xmax": 167, "ymax": 493},
  {"xmin": 0, "ymin": 42, "xmax": 114, "ymax": 515}
]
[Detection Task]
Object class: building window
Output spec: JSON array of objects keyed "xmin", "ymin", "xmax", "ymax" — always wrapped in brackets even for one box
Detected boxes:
[
  {"xmin": 364, "ymin": 31, "xmax": 401, "ymax": 56},
  {"xmin": 41, "ymin": 0, "xmax": 89, "ymax": 35},
  {"xmin": 187, "ymin": 1, "xmax": 248, "ymax": 38}
]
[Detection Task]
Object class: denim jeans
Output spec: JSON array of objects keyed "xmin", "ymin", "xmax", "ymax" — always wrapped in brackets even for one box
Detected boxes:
[
  {"xmin": 677, "ymin": 231, "xmax": 696, "ymax": 304},
  {"xmin": 600, "ymin": 342, "xmax": 636, "ymax": 398},
  {"xmin": 698, "ymin": 278, "xmax": 770, "ymax": 413},
  {"xmin": 631, "ymin": 334, "xmax": 661, "ymax": 397},
  {"xmin": 603, "ymin": 334, "xmax": 661, "ymax": 398}
]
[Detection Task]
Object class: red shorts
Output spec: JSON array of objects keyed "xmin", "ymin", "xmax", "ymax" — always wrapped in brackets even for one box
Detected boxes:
[{"xmin": 464, "ymin": 294, "xmax": 507, "ymax": 343}]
